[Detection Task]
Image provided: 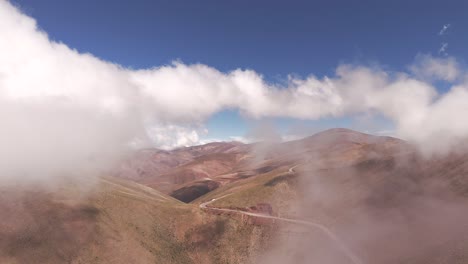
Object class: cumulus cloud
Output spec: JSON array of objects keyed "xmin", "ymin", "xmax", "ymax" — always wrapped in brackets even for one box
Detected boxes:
[
  {"xmin": 1, "ymin": 0, "xmax": 468, "ymax": 181},
  {"xmin": 146, "ymin": 125, "xmax": 207, "ymax": 150},
  {"xmin": 410, "ymin": 54, "xmax": 460, "ymax": 82}
]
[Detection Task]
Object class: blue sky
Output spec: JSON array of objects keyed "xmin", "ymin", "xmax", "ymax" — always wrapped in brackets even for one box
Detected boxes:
[{"xmin": 11, "ymin": 0, "xmax": 468, "ymax": 142}]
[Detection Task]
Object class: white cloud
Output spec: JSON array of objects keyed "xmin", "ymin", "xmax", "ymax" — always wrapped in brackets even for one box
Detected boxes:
[
  {"xmin": 229, "ymin": 136, "xmax": 251, "ymax": 143},
  {"xmin": 438, "ymin": 23, "xmax": 451, "ymax": 35},
  {"xmin": 439, "ymin": 42, "xmax": 449, "ymax": 55},
  {"xmin": 410, "ymin": 54, "xmax": 460, "ymax": 82},
  {"xmin": 1, "ymin": 1, "xmax": 468, "ymax": 182},
  {"xmin": 146, "ymin": 125, "xmax": 207, "ymax": 150}
]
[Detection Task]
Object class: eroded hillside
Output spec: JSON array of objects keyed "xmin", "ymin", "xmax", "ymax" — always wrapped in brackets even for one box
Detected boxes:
[{"xmin": 4, "ymin": 128, "xmax": 468, "ymax": 264}]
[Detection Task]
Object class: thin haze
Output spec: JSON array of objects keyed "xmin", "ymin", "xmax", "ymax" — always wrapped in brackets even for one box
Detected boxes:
[{"xmin": 1, "ymin": 0, "xmax": 468, "ymax": 181}]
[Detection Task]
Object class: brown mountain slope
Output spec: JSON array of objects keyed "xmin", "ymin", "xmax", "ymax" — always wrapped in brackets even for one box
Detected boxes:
[
  {"xmin": 0, "ymin": 176, "xmax": 272, "ymax": 264},
  {"xmin": 113, "ymin": 142, "xmax": 249, "ymax": 194},
  {"xmin": 195, "ymin": 129, "xmax": 468, "ymax": 264},
  {"xmin": 171, "ymin": 128, "xmax": 410, "ymax": 203},
  {"xmin": 4, "ymin": 128, "xmax": 468, "ymax": 263}
]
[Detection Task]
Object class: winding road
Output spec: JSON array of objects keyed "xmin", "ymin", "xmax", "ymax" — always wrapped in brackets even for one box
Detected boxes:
[
  {"xmin": 199, "ymin": 165, "xmax": 364, "ymax": 264},
  {"xmin": 103, "ymin": 164, "xmax": 364, "ymax": 264}
]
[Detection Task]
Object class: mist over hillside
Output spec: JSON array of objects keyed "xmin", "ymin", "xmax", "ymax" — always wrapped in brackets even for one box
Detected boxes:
[
  {"xmin": 3, "ymin": 0, "xmax": 468, "ymax": 263},
  {"xmin": 3, "ymin": 128, "xmax": 468, "ymax": 263}
]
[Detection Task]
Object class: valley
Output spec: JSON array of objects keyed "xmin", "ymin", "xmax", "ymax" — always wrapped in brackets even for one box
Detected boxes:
[{"xmin": 3, "ymin": 128, "xmax": 468, "ymax": 263}]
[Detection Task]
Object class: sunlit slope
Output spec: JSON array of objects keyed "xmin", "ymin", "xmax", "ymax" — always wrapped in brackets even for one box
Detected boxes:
[
  {"xmin": 0, "ymin": 176, "xmax": 196, "ymax": 264},
  {"xmin": 0, "ymin": 175, "xmax": 274, "ymax": 264},
  {"xmin": 194, "ymin": 128, "xmax": 409, "ymax": 214},
  {"xmin": 195, "ymin": 129, "xmax": 468, "ymax": 264}
]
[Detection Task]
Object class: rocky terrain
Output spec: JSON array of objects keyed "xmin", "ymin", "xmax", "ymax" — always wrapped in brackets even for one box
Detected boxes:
[{"xmin": 3, "ymin": 128, "xmax": 468, "ymax": 263}]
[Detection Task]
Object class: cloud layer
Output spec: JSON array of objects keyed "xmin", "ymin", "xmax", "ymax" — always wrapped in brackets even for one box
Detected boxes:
[{"xmin": 1, "ymin": 1, "xmax": 468, "ymax": 180}]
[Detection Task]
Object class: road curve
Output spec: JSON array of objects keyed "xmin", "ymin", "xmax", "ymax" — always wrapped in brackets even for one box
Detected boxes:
[
  {"xmin": 199, "ymin": 165, "xmax": 364, "ymax": 264},
  {"xmin": 288, "ymin": 164, "xmax": 299, "ymax": 174}
]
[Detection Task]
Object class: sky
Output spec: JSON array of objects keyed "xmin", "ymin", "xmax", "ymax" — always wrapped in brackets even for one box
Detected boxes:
[
  {"xmin": 11, "ymin": 0, "xmax": 467, "ymax": 75},
  {"xmin": 2, "ymin": 0, "xmax": 468, "ymax": 155}
]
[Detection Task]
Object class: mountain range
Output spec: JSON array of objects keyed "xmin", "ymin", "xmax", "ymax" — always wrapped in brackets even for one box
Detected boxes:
[{"xmin": 2, "ymin": 128, "xmax": 468, "ymax": 264}]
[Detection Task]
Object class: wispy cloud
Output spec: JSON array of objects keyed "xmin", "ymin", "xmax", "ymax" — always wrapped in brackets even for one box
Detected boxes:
[
  {"xmin": 2, "ymin": 1, "xmax": 468, "ymax": 183},
  {"xmin": 439, "ymin": 42, "xmax": 449, "ymax": 55},
  {"xmin": 229, "ymin": 136, "xmax": 251, "ymax": 143},
  {"xmin": 411, "ymin": 54, "xmax": 459, "ymax": 81},
  {"xmin": 439, "ymin": 23, "xmax": 451, "ymax": 35}
]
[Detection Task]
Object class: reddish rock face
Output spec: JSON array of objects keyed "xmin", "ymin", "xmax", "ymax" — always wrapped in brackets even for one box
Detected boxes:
[
  {"xmin": 113, "ymin": 142, "xmax": 249, "ymax": 194},
  {"xmin": 5, "ymin": 128, "xmax": 468, "ymax": 263},
  {"xmin": 113, "ymin": 128, "xmax": 414, "ymax": 203},
  {"xmin": 249, "ymin": 203, "xmax": 273, "ymax": 216},
  {"xmin": 245, "ymin": 203, "xmax": 274, "ymax": 226}
]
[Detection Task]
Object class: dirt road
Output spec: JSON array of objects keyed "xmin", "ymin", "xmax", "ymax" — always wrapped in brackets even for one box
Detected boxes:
[{"xmin": 199, "ymin": 166, "xmax": 364, "ymax": 264}]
